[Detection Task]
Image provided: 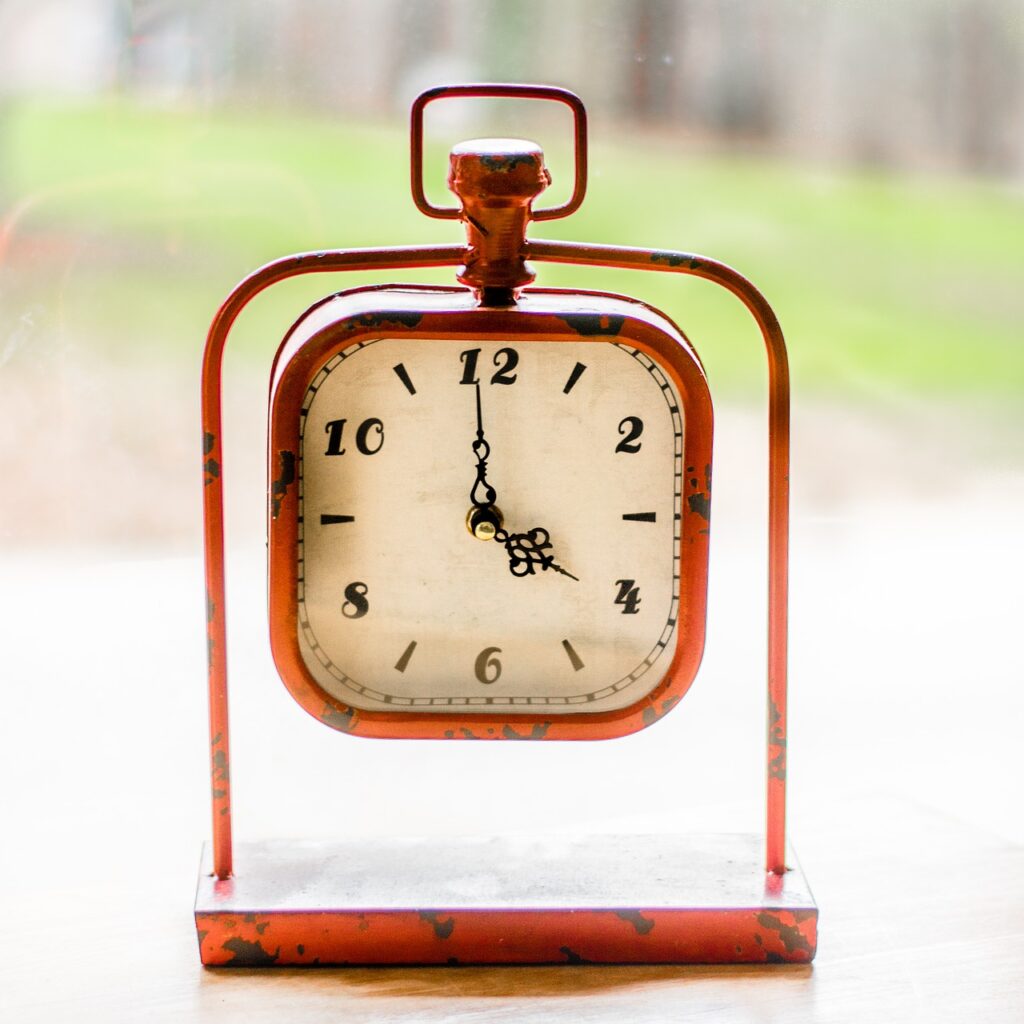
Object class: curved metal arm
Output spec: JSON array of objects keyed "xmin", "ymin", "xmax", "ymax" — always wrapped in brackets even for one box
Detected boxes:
[
  {"xmin": 201, "ymin": 244, "xmax": 466, "ymax": 879},
  {"xmin": 527, "ymin": 239, "xmax": 791, "ymax": 876}
]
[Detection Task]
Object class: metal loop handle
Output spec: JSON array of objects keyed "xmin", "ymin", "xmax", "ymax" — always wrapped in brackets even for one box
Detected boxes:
[{"xmin": 410, "ymin": 83, "xmax": 588, "ymax": 221}]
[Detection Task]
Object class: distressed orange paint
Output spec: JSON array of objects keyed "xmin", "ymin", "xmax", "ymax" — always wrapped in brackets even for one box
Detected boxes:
[{"xmin": 198, "ymin": 84, "xmax": 807, "ymax": 960}]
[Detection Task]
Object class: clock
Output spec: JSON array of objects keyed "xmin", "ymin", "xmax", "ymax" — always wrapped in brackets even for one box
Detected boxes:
[
  {"xmin": 195, "ymin": 83, "xmax": 817, "ymax": 967},
  {"xmin": 267, "ymin": 287, "xmax": 712, "ymax": 739}
]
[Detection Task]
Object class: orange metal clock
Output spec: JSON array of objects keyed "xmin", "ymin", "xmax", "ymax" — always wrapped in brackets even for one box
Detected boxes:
[{"xmin": 195, "ymin": 84, "xmax": 817, "ymax": 966}]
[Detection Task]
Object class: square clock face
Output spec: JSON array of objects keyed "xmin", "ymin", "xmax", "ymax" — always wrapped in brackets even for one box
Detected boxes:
[{"xmin": 268, "ymin": 292, "xmax": 712, "ymax": 740}]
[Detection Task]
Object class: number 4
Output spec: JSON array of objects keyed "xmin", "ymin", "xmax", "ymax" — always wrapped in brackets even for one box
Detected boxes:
[{"xmin": 614, "ymin": 579, "xmax": 641, "ymax": 615}]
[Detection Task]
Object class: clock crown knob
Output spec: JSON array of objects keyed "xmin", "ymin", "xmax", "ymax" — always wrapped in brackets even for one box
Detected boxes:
[{"xmin": 447, "ymin": 138, "xmax": 551, "ymax": 299}]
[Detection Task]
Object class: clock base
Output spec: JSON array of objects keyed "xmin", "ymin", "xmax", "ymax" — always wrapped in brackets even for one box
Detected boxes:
[{"xmin": 195, "ymin": 834, "xmax": 816, "ymax": 966}]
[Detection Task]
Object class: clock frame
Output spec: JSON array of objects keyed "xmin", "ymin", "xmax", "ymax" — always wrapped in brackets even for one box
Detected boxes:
[
  {"xmin": 195, "ymin": 83, "xmax": 816, "ymax": 967},
  {"xmin": 266, "ymin": 285, "xmax": 713, "ymax": 741}
]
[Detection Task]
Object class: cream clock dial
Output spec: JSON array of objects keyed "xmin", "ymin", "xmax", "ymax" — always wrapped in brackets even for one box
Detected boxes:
[{"xmin": 297, "ymin": 338, "xmax": 682, "ymax": 714}]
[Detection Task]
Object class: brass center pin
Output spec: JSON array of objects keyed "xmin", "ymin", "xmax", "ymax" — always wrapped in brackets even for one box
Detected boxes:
[{"xmin": 467, "ymin": 506, "xmax": 503, "ymax": 540}]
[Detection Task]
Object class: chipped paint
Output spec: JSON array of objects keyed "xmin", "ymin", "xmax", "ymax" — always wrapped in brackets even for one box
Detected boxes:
[
  {"xmin": 221, "ymin": 936, "xmax": 280, "ymax": 967},
  {"xmin": 555, "ymin": 312, "xmax": 626, "ymax": 336},
  {"xmin": 321, "ymin": 704, "xmax": 357, "ymax": 732},
  {"xmin": 641, "ymin": 695, "xmax": 680, "ymax": 727},
  {"xmin": 687, "ymin": 492, "xmax": 711, "ymax": 520},
  {"xmin": 270, "ymin": 450, "xmax": 296, "ymax": 519},
  {"xmin": 203, "ymin": 457, "xmax": 220, "ymax": 485},
  {"xmin": 756, "ymin": 912, "xmax": 814, "ymax": 956},
  {"xmin": 203, "ymin": 431, "xmax": 215, "ymax": 455},
  {"xmin": 615, "ymin": 910, "xmax": 655, "ymax": 935},
  {"xmin": 501, "ymin": 722, "xmax": 551, "ymax": 740},
  {"xmin": 560, "ymin": 946, "xmax": 592, "ymax": 964},
  {"xmin": 350, "ymin": 311, "xmax": 423, "ymax": 330},
  {"xmin": 419, "ymin": 912, "xmax": 455, "ymax": 939},
  {"xmin": 768, "ymin": 698, "xmax": 787, "ymax": 781},
  {"xmin": 479, "ymin": 152, "xmax": 536, "ymax": 172},
  {"xmin": 650, "ymin": 251, "xmax": 703, "ymax": 270}
]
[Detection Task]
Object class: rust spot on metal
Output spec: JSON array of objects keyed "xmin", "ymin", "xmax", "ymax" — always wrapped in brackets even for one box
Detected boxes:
[
  {"xmin": 203, "ymin": 457, "xmax": 220, "ymax": 485},
  {"xmin": 687, "ymin": 465, "xmax": 712, "ymax": 521},
  {"xmin": 222, "ymin": 936, "xmax": 280, "ymax": 966},
  {"xmin": 212, "ymin": 749, "xmax": 229, "ymax": 783},
  {"xmin": 650, "ymin": 251, "xmax": 703, "ymax": 270},
  {"xmin": 321, "ymin": 705, "xmax": 357, "ymax": 732},
  {"xmin": 479, "ymin": 152, "xmax": 537, "ymax": 172},
  {"xmin": 642, "ymin": 695, "xmax": 680, "ymax": 727},
  {"xmin": 555, "ymin": 312, "xmax": 626, "ymax": 337},
  {"xmin": 270, "ymin": 450, "xmax": 296, "ymax": 519},
  {"xmin": 560, "ymin": 945, "xmax": 592, "ymax": 964},
  {"xmin": 501, "ymin": 722, "xmax": 551, "ymax": 740},
  {"xmin": 459, "ymin": 727, "xmax": 480, "ymax": 739},
  {"xmin": 419, "ymin": 912, "xmax": 455, "ymax": 939},
  {"xmin": 255, "ymin": 922, "xmax": 269, "ymax": 935},
  {"xmin": 756, "ymin": 912, "xmax": 814, "ymax": 956},
  {"xmin": 212, "ymin": 787, "xmax": 227, "ymax": 799},
  {"xmin": 203, "ymin": 431, "xmax": 215, "ymax": 455},
  {"xmin": 687, "ymin": 492, "xmax": 710, "ymax": 520},
  {"xmin": 768, "ymin": 699, "xmax": 787, "ymax": 780},
  {"xmin": 351, "ymin": 311, "xmax": 423, "ymax": 330},
  {"xmin": 614, "ymin": 910, "xmax": 655, "ymax": 935}
]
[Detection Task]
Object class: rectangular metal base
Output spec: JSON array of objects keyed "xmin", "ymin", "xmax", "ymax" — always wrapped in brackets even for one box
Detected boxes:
[{"xmin": 195, "ymin": 834, "xmax": 817, "ymax": 966}]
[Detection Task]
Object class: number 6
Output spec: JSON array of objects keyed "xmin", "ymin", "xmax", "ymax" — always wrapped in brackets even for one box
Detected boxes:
[{"xmin": 474, "ymin": 646, "xmax": 502, "ymax": 684}]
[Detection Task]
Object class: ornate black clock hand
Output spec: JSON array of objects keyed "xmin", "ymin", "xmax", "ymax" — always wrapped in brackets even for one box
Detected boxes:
[
  {"xmin": 470, "ymin": 382, "xmax": 497, "ymax": 509},
  {"xmin": 467, "ymin": 382, "xmax": 504, "ymax": 541},
  {"xmin": 494, "ymin": 525, "xmax": 580, "ymax": 582}
]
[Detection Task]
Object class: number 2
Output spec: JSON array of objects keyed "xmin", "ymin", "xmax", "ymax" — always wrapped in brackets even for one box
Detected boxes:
[{"xmin": 616, "ymin": 416, "xmax": 643, "ymax": 454}]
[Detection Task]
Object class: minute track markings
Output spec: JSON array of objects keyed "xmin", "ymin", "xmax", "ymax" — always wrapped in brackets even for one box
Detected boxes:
[{"xmin": 296, "ymin": 339, "xmax": 683, "ymax": 708}]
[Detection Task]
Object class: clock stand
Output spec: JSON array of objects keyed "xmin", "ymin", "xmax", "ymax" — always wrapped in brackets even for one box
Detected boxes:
[{"xmin": 195, "ymin": 84, "xmax": 817, "ymax": 966}]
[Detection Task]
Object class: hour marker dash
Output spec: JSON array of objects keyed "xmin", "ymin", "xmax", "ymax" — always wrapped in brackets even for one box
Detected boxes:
[
  {"xmin": 393, "ymin": 362, "xmax": 416, "ymax": 395},
  {"xmin": 561, "ymin": 639, "xmax": 585, "ymax": 672},
  {"xmin": 562, "ymin": 362, "xmax": 587, "ymax": 394},
  {"xmin": 394, "ymin": 641, "xmax": 417, "ymax": 673},
  {"xmin": 622, "ymin": 512, "xmax": 657, "ymax": 522},
  {"xmin": 320, "ymin": 514, "xmax": 355, "ymax": 525}
]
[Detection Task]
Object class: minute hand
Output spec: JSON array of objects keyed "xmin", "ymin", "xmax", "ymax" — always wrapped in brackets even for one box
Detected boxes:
[{"xmin": 470, "ymin": 382, "xmax": 497, "ymax": 509}]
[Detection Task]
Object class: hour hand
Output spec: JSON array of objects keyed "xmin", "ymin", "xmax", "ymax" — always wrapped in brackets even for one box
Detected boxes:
[{"xmin": 495, "ymin": 526, "xmax": 579, "ymax": 582}]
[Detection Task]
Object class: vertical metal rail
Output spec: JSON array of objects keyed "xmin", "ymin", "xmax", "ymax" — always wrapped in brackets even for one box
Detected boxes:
[
  {"xmin": 527, "ymin": 240, "xmax": 791, "ymax": 876},
  {"xmin": 201, "ymin": 245, "xmax": 466, "ymax": 879}
]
